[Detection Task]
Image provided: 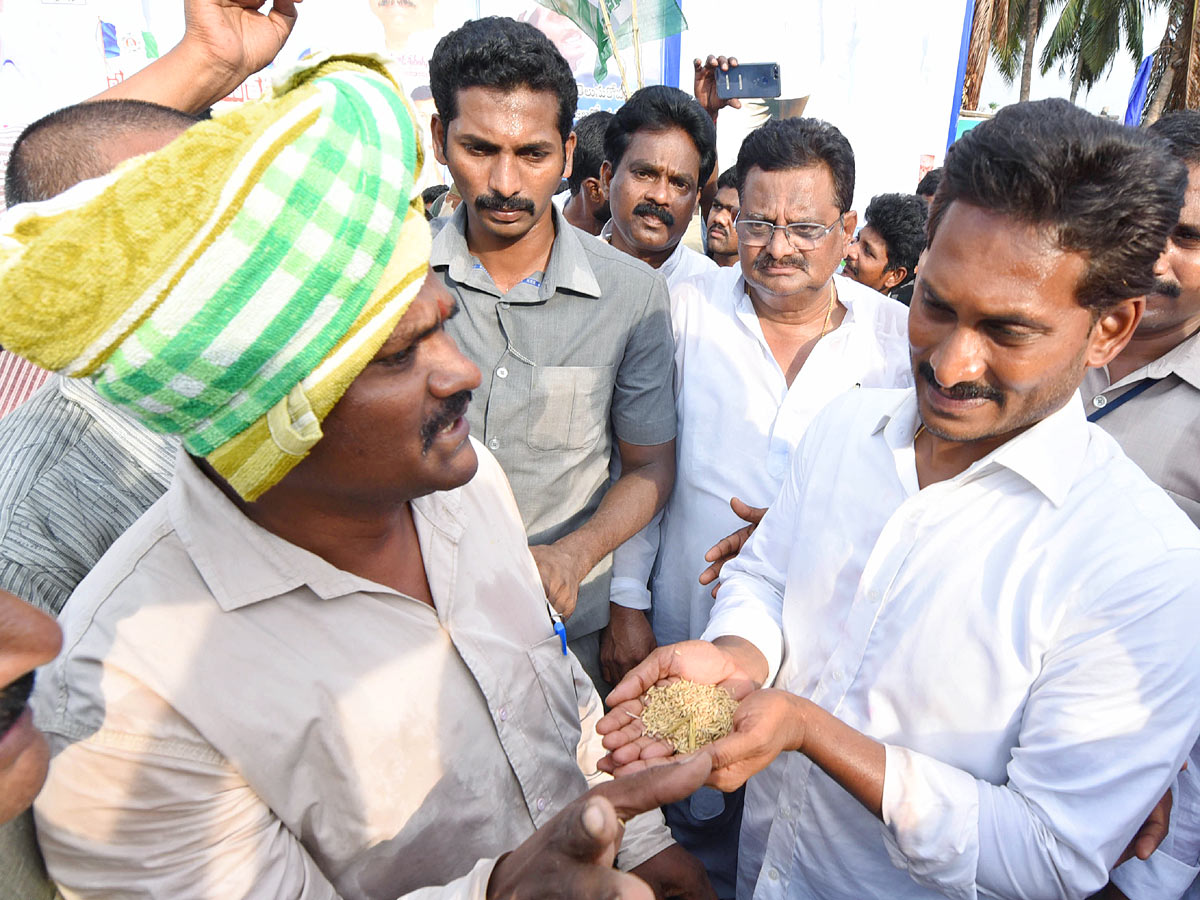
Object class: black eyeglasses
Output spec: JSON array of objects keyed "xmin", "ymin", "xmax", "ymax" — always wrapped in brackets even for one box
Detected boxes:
[{"xmin": 734, "ymin": 214, "xmax": 844, "ymax": 250}]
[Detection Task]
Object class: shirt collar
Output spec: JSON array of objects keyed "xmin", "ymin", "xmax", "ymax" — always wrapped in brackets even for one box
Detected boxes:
[
  {"xmin": 1147, "ymin": 328, "xmax": 1200, "ymax": 390},
  {"xmin": 874, "ymin": 387, "xmax": 1090, "ymax": 507},
  {"xmin": 598, "ymin": 218, "xmax": 686, "ymax": 281},
  {"xmin": 431, "ymin": 203, "xmax": 601, "ymax": 301},
  {"xmin": 167, "ymin": 451, "xmax": 464, "ymax": 611}
]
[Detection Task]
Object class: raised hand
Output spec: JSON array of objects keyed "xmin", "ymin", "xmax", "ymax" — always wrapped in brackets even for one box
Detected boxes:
[
  {"xmin": 693, "ymin": 55, "xmax": 742, "ymax": 121},
  {"xmin": 698, "ymin": 497, "xmax": 766, "ymax": 599}
]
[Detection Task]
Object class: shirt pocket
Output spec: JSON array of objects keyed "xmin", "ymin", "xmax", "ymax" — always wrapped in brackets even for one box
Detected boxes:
[
  {"xmin": 527, "ymin": 633, "xmax": 584, "ymax": 758},
  {"xmin": 526, "ymin": 365, "xmax": 613, "ymax": 452}
]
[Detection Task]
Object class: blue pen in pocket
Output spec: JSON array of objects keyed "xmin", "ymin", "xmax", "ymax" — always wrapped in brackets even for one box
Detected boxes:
[{"xmin": 547, "ymin": 601, "xmax": 568, "ymax": 656}]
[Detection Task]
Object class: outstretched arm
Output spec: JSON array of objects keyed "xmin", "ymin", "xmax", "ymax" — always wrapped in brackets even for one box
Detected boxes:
[{"xmin": 93, "ymin": 0, "xmax": 301, "ymax": 114}]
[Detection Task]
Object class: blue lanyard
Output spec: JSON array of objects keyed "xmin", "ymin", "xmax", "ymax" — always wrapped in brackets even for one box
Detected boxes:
[{"xmin": 1087, "ymin": 378, "xmax": 1160, "ymax": 422}]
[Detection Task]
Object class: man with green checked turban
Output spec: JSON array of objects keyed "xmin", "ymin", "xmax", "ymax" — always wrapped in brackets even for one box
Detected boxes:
[{"xmin": 0, "ymin": 52, "xmax": 712, "ymax": 900}]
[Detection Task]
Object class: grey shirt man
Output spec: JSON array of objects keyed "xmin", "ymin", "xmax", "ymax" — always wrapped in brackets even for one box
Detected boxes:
[
  {"xmin": 1081, "ymin": 329, "xmax": 1200, "ymax": 526},
  {"xmin": 430, "ymin": 205, "xmax": 676, "ymax": 646}
]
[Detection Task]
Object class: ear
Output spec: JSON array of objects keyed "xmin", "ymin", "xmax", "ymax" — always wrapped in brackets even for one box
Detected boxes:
[
  {"xmin": 840, "ymin": 210, "xmax": 858, "ymax": 255},
  {"xmin": 431, "ymin": 115, "xmax": 448, "ymax": 166},
  {"xmin": 599, "ymin": 160, "xmax": 614, "ymax": 200},
  {"xmin": 562, "ymin": 131, "xmax": 577, "ymax": 181},
  {"xmin": 583, "ymin": 176, "xmax": 605, "ymax": 205},
  {"xmin": 1086, "ymin": 298, "xmax": 1144, "ymax": 368},
  {"xmin": 881, "ymin": 265, "xmax": 908, "ymax": 292}
]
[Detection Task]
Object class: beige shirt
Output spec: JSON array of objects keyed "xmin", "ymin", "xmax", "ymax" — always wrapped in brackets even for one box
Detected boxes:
[
  {"xmin": 31, "ymin": 441, "xmax": 671, "ymax": 899},
  {"xmin": 1081, "ymin": 329, "xmax": 1200, "ymax": 526}
]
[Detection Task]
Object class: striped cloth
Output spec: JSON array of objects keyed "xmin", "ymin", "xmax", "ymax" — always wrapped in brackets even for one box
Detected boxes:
[
  {"xmin": 0, "ymin": 375, "xmax": 175, "ymax": 616},
  {"xmin": 0, "ymin": 349, "xmax": 49, "ymax": 419}
]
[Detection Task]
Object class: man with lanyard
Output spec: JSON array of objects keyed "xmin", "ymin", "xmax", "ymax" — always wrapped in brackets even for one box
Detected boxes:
[
  {"xmin": 1096, "ymin": 110, "xmax": 1200, "ymax": 900},
  {"xmin": 426, "ymin": 18, "xmax": 677, "ymax": 691},
  {"xmin": 600, "ymin": 99, "xmax": 1200, "ymax": 900}
]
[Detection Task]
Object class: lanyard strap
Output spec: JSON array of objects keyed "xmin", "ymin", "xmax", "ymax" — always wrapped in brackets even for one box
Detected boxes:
[{"xmin": 1087, "ymin": 378, "xmax": 1161, "ymax": 422}]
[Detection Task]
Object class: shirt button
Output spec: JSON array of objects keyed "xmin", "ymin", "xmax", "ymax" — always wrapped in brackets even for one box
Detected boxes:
[
  {"xmin": 768, "ymin": 868, "xmax": 780, "ymax": 881},
  {"xmin": 499, "ymin": 301, "xmax": 510, "ymax": 309},
  {"xmin": 488, "ymin": 438, "xmax": 500, "ymax": 451},
  {"xmin": 832, "ymin": 671, "xmax": 843, "ymax": 681},
  {"xmin": 1093, "ymin": 394, "xmax": 1108, "ymax": 409},
  {"xmin": 867, "ymin": 589, "xmax": 881, "ymax": 603},
  {"xmin": 496, "ymin": 366, "xmax": 508, "ymax": 379},
  {"xmin": 536, "ymin": 798, "xmax": 546, "ymax": 812},
  {"xmin": 498, "ymin": 707, "xmax": 508, "ymax": 722},
  {"xmin": 779, "ymin": 806, "xmax": 791, "ymax": 819}
]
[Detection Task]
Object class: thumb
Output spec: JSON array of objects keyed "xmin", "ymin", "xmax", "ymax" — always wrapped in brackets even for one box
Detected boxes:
[
  {"xmin": 550, "ymin": 795, "xmax": 622, "ymax": 865},
  {"xmin": 593, "ymin": 752, "xmax": 714, "ymax": 821}
]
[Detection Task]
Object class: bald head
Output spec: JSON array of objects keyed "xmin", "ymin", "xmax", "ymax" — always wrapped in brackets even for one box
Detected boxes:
[{"xmin": 5, "ymin": 99, "xmax": 198, "ymax": 207}]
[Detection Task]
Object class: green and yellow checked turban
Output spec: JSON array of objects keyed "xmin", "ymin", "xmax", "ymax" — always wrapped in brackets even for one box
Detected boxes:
[{"xmin": 0, "ymin": 55, "xmax": 429, "ymax": 500}]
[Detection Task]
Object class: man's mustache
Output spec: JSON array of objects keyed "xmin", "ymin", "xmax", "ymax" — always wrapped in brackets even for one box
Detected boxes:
[
  {"xmin": 420, "ymin": 390, "xmax": 473, "ymax": 452},
  {"xmin": 0, "ymin": 671, "xmax": 34, "ymax": 739},
  {"xmin": 1151, "ymin": 277, "xmax": 1182, "ymax": 299},
  {"xmin": 633, "ymin": 202, "xmax": 675, "ymax": 228},
  {"xmin": 475, "ymin": 192, "xmax": 535, "ymax": 214},
  {"xmin": 754, "ymin": 251, "xmax": 808, "ymax": 272},
  {"xmin": 708, "ymin": 223, "xmax": 728, "ymax": 238},
  {"xmin": 916, "ymin": 360, "xmax": 1004, "ymax": 403}
]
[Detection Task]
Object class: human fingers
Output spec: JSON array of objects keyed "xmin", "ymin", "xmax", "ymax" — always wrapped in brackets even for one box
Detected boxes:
[
  {"xmin": 604, "ymin": 646, "xmax": 681, "ymax": 707},
  {"xmin": 592, "ymin": 752, "xmax": 713, "ymax": 819},
  {"xmin": 597, "ymin": 697, "xmax": 647, "ymax": 738},
  {"xmin": 728, "ymin": 497, "xmax": 766, "ymax": 525}
]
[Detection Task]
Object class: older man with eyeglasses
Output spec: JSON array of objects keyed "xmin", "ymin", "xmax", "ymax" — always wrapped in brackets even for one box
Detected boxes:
[{"xmin": 609, "ymin": 116, "xmax": 912, "ymax": 898}]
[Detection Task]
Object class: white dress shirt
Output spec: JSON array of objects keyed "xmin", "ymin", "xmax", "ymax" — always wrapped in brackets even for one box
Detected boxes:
[
  {"xmin": 704, "ymin": 388, "xmax": 1200, "ymax": 900},
  {"xmin": 610, "ymin": 270, "xmax": 911, "ymax": 647},
  {"xmin": 599, "ymin": 219, "xmax": 717, "ymax": 288}
]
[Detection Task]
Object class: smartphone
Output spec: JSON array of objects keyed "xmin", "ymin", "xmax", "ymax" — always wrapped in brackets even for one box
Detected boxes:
[{"xmin": 715, "ymin": 63, "xmax": 782, "ymax": 100}]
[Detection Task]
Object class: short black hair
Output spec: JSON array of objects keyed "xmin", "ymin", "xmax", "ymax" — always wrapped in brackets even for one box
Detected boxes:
[
  {"xmin": 864, "ymin": 193, "xmax": 927, "ymax": 275},
  {"xmin": 929, "ymin": 98, "xmax": 1186, "ymax": 310},
  {"xmin": 1148, "ymin": 110, "xmax": 1200, "ymax": 167},
  {"xmin": 428, "ymin": 17, "xmax": 577, "ymax": 144},
  {"xmin": 421, "ymin": 183, "xmax": 450, "ymax": 219},
  {"xmin": 567, "ymin": 110, "xmax": 613, "ymax": 194},
  {"xmin": 716, "ymin": 166, "xmax": 738, "ymax": 192},
  {"xmin": 604, "ymin": 86, "xmax": 716, "ymax": 186},
  {"xmin": 5, "ymin": 99, "xmax": 198, "ymax": 208},
  {"xmin": 915, "ymin": 167, "xmax": 942, "ymax": 198},
  {"xmin": 735, "ymin": 117, "xmax": 855, "ymax": 213}
]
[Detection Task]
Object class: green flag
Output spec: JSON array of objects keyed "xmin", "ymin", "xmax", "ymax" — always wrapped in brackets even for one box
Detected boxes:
[{"xmin": 535, "ymin": 0, "xmax": 687, "ymax": 82}]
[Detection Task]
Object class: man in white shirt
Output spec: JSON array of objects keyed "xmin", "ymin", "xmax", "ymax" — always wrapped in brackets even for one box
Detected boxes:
[
  {"xmin": 599, "ymin": 85, "xmax": 718, "ymax": 288},
  {"xmin": 600, "ymin": 99, "xmax": 1200, "ymax": 900},
  {"xmin": 607, "ymin": 116, "xmax": 910, "ymax": 898}
]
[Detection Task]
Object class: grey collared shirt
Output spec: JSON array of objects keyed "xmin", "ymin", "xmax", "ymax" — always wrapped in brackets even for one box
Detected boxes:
[
  {"xmin": 430, "ymin": 206, "xmax": 676, "ymax": 638},
  {"xmin": 1081, "ymin": 329, "xmax": 1200, "ymax": 526}
]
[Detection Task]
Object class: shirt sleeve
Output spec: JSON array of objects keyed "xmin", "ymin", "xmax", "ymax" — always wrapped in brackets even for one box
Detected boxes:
[
  {"xmin": 569, "ymin": 651, "xmax": 675, "ymax": 871},
  {"xmin": 878, "ymin": 554, "xmax": 1200, "ymax": 899},
  {"xmin": 610, "ymin": 510, "xmax": 661, "ymax": 610},
  {"xmin": 1111, "ymin": 740, "xmax": 1200, "ymax": 900},
  {"xmin": 609, "ymin": 272, "xmax": 676, "ymax": 447},
  {"xmin": 34, "ymin": 733, "xmax": 499, "ymax": 900}
]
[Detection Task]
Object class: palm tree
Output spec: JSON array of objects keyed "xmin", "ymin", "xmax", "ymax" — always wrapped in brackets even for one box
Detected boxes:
[
  {"xmin": 1038, "ymin": 0, "xmax": 1152, "ymax": 104},
  {"xmin": 962, "ymin": 0, "xmax": 1044, "ymax": 109},
  {"xmin": 1142, "ymin": 0, "xmax": 1200, "ymax": 123}
]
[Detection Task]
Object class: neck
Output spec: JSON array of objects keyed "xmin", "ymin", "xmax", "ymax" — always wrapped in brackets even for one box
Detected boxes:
[
  {"xmin": 465, "ymin": 206, "xmax": 558, "ymax": 294},
  {"xmin": 708, "ymin": 250, "xmax": 738, "ymax": 268},
  {"xmin": 913, "ymin": 426, "xmax": 1015, "ymax": 488},
  {"xmin": 562, "ymin": 193, "xmax": 603, "ymax": 236},
  {"xmin": 1107, "ymin": 316, "xmax": 1200, "ymax": 383},
  {"xmin": 609, "ymin": 227, "xmax": 676, "ymax": 269},
  {"xmin": 213, "ymin": 468, "xmax": 432, "ymax": 602},
  {"xmin": 747, "ymin": 277, "xmax": 839, "ymax": 328}
]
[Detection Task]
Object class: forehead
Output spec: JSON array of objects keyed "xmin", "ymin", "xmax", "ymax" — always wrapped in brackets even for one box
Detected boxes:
[
  {"xmin": 617, "ymin": 126, "xmax": 702, "ymax": 180},
  {"xmin": 378, "ymin": 272, "xmax": 453, "ymax": 352},
  {"xmin": 449, "ymin": 85, "xmax": 561, "ymax": 144},
  {"xmin": 922, "ymin": 202, "xmax": 1088, "ymax": 317},
  {"xmin": 858, "ymin": 224, "xmax": 887, "ymax": 250},
  {"xmin": 1181, "ymin": 163, "xmax": 1200, "ymax": 227},
  {"xmin": 740, "ymin": 163, "xmax": 839, "ymax": 220},
  {"xmin": 714, "ymin": 186, "xmax": 739, "ymax": 206}
]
